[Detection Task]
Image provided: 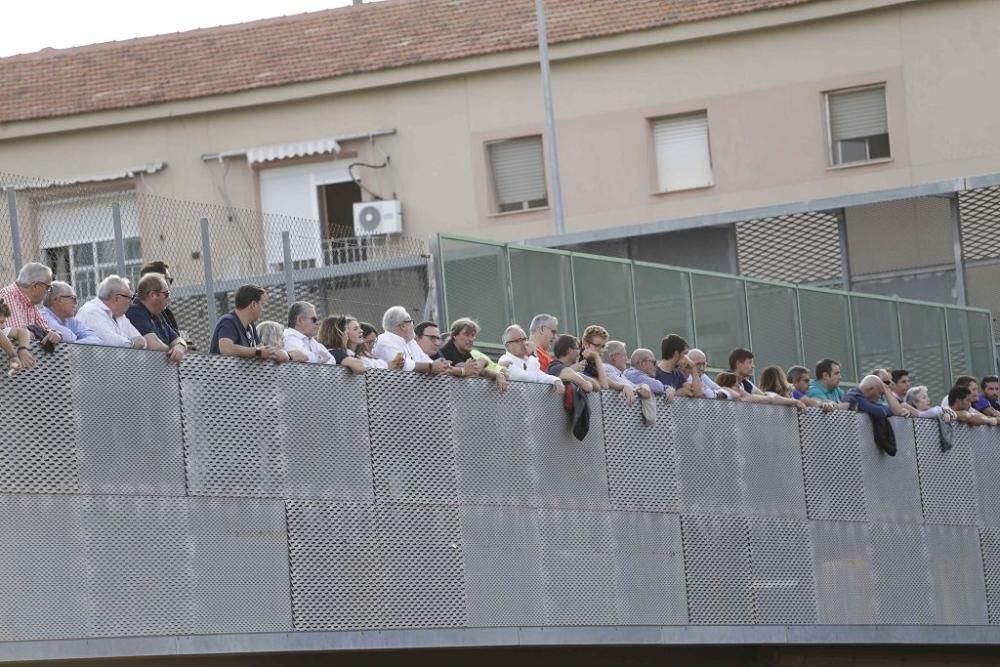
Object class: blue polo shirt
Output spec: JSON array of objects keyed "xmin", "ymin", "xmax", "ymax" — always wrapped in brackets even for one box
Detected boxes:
[
  {"xmin": 127, "ymin": 302, "xmax": 179, "ymax": 347},
  {"xmin": 210, "ymin": 311, "xmax": 259, "ymax": 354},
  {"xmin": 792, "ymin": 389, "xmax": 806, "ymax": 400},
  {"xmin": 975, "ymin": 396, "xmax": 1000, "ymax": 412},
  {"xmin": 846, "ymin": 387, "xmax": 892, "ymax": 418},
  {"xmin": 806, "ymin": 381, "xmax": 844, "ymax": 402}
]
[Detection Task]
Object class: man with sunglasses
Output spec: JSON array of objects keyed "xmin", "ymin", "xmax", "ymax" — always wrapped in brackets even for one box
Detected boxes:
[
  {"xmin": 0, "ymin": 262, "xmax": 63, "ymax": 347},
  {"xmin": 126, "ymin": 273, "xmax": 187, "ymax": 364},
  {"xmin": 283, "ymin": 301, "xmax": 334, "ymax": 364},
  {"xmin": 41, "ymin": 281, "xmax": 101, "ymax": 344},
  {"xmin": 76, "ymin": 275, "xmax": 146, "ymax": 348}
]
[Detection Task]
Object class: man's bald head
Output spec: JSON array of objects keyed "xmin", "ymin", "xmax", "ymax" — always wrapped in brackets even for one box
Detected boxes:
[
  {"xmin": 859, "ymin": 374, "xmax": 884, "ymax": 401},
  {"xmin": 688, "ymin": 349, "xmax": 707, "ymax": 364}
]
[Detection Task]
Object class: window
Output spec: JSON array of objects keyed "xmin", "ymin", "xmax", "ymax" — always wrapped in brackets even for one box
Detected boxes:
[
  {"xmin": 827, "ymin": 86, "xmax": 890, "ymax": 166},
  {"xmin": 653, "ymin": 112, "xmax": 713, "ymax": 193},
  {"xmin": 46, "ymin": 238, "xmax": 143, "ymax": 300},
  {"xmin": 487, "ymin": 136, "xmax": 548, "ymax": 213}
]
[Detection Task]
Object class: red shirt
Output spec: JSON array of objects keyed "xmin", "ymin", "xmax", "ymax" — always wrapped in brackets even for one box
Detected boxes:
[
  {"xmin": 0, "ymin": 283, "xmax": 51, "ymax": 331},
  {"xmin": 535, "ymin": 345, "xmax": 552, "ymax": 373}
]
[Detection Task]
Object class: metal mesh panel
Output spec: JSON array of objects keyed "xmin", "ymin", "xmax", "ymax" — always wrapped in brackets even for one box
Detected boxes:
[
  {"xmin": 539, "ymin": 508, "xmax": 617, "ymax": 625},
  {"xmin": 948, "ymin": 308, "xmax": 996, "ymax": 380},
  {"xmin": 572, "ymin": 256, "xmax": 637, "ymax": 350},
  {"xmin": 810, "ymin": 520, "xmax": 873, "ymax": 624},
  {"xmin": 735, "ymin": 210, "xmax": 842, "ymax": 284},
  {"xmin": 180, "ymin": 355, "xmax": 284, "ymax": 497},
  {"xmin": 798, "ymin": 288, "xmax": 856, "ymax": 382},
  {"xmin": 70, "ymin": 346, "xmax": 186, "ymax": 496},
  {"xmin": 277, "ymin": 363, "xmax": 373, "ymax": 502},
  {"xmin": 746, "ymin": 282, "xmax": 801, "ymax": 373},
  {"xmin": 601, "ymin": 394, "xmax": 678, "ymax": 513},
  {"xmin": 0, "ymin": 188, "xmax": 21, "ymax": 286},
  {"xmin": 798, "ymin": 410, "xmax": 867, "ymax": 522},
  {"xmin": 914, "ymin": 420, "xmax": 979, "ymax": 525},
  {"xmin": 0, "ymin": 344, "xmax": 78, "ymax": 494},
  {"xmin": 899, "ymin": 302, "xmax": 950, "ymax": 402},
  {"xmin": 461, "ymin": 506, "xmax": 545, "ymax": 627},
  {"xmin": 440, "ymin": 239, "xmax": 510, "ymax": 346},
  {"xmin": 612, "ymin": 511, "xmax": 688, "ymax": 625},
  {"xmin": 367, "ymin": 369, "xmax": 457, "ymax": 505},
  {"xmin": 674, "ymin": 399, "xmax": 743, "ymax": 515},
  {"xmin": 633, "ymin": 263, "xmax": 693, "ymax": 350},
  {"xmin": 925, "ymin": 525, "xmax": 988, "ymax": 625},
  {"xmin": 859, "ymin": 417, "xmax": 923, "ymax": 523},
  {"xmin": 979, "ymin": 527, "xmax": 1000, "ymax": 624},
  {"xmin": 959, "ymin": 185, "xmax": 1000, "ymax": 261},
  {"xmin": 735, "ymin": 402, "xmax": 808, "ymax": 519},
  {"xmin": 681, "ymin": 514, "xmax": 755, "ymax": 624},
  {"xmin": 509, "ymin": 248, "xmax": 575, "ymax": 338},
  {"xmin": 868, "ymin": 522, "xmax": 934, "ymax": 624},
  {"xmin": 527, "ymin": 392, "xmax": 609, "ymax": 510},
  {"xmin": 453, "ymin": 380, "xmax": 536, "ymax": 506},
  {"xmin": 0, "ymin": 495, "xmax": 89, "ymax": 641},
  {"xmin": 851, "ymin": 296, "xmax": 902, "ymax": 374},
  {"xmin": 691, "ymin": 274, "xmax": 749, "ymax": 367},
  {"xmin": 973, "ymin": 425, "xmax": 1000, "ymax": 527},
  {"xmin": 748, "ymin": 517, "xmax": 817, "ymax": 624}
]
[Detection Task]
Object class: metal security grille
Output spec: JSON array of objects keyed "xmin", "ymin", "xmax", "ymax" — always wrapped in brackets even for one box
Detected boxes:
[
  {"xmin": 959, "ymin": 185, "xmax": 1000, "ymax": 261},
  {"xmin": 681, "ymin": 515, "xmax": 756, "ymax": 624},
  {"xmin": 601, "ymin": 395, "xmax": 678, "ymax": 513},
  {"xmin": 735, "ymin": 211, "xmax": 842, "ymax": 284},
  {"xmin": 914, "ymin": 421, "xmax": 979, "ymax": 525},
  {"xmin": 799, "ymin": 410, "xmax": 867, "ymax": 522}
]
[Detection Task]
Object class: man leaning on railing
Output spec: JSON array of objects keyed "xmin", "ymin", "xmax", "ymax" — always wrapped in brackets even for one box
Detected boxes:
[
  {"xmin": 127, "ymin": 273, "xmax": 187, "ymax": 365},
  {"xmin": 209, "ymin": 285, "xmax": 288, "ymax": 363},
  {"xmin": 0, "ymin": 263, "xmax": 62, "ymax": 351},
  {"xmin": 373, "ymin": 306, "xmax": 449, "ymax": 375},
  {"xmin": 76, "ymin": 276, "xmax": 145, "ymax": 349}
]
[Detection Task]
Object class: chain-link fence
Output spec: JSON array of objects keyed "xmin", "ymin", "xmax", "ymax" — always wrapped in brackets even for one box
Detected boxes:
[{"xmin": 0, "ymin": 171, "xmax": 430, "ymax": 351}]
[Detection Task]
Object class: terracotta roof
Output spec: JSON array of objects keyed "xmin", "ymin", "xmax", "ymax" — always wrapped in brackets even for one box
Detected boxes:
[{"xmin": 1, "ymin": 0, "xmax": 827, "ymax": 125}]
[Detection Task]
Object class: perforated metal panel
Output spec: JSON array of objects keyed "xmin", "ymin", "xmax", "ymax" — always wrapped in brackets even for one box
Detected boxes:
[
  {"xmin": 367, "ymin": 369, "xmax": 457, "ymax": 504},
  {"xmin": 972, "ymin": 425, "xmax": 1000, "ymax": 527},
  {"xmin": 681, "ymin": 514, "xmax": 755, "ymax": 624},
  {"xmin": 675, "ymin": 399, "xmax": 743, "ymax": 515},
  {"xmin": 859, "ymin": 417, "xmax": 923, "ymax": 523},
  {"xmin": 799, "ymin": 410, "xmax": 867, "ymax": 522},
  {"xmin": 539, "ymin": 508, "xmax": 617, "ymax": 625},
  {"xmin": 914, "ymin": 420, "xmax": 979, "ymax": 525},
  {"xmin": 527, "ymin": 391, "xmax": 609, "ymax": 509},
  {"xmin": 70, "ymin": 346, "xmax": 186, "ymax": 496},
  {"xmin": 0, "ymin": 495, "xmax": 89, "ymax": 641},
  {"xmin": 959, "ymin": 185, "xmax": 1000, "ymax": 261},
  {"xmin": 461, "ymin": 505, "xmax": 545, "ymax": 626},
  {"xmin": 868, "ymin": 522, "xmax": 934, "ymax": 625},
  {"xmin": 0, "ymin": 345, "xmax": 78, "ymax": 494},
  {"xmin": 453, "ymin": 380, "xmax": 536, "ymax": 506},
  {"xmin": 602, "ymin": 394, "xmax": 678, "ymax": 513},
  {"xmin": 748, "ymin": 517, "xmax": 817, "ymax": 624},
  {"xmin": 612, "ymin": 511, "xmax": 688, "ymax": 625},
  {"xmin": 925, "ymin": 525, "xmax": 988, "ymax": 625},
  {"xmin": 736, "ymin": 402, "xmax": 807, "ymax": 518},
  {"xmin": 810, "ymin": 520, "xmax": 873, "ymax": 624},
  {"xmin": 180, "ymin": 355, "xmax": 284, "ymax": 497},
  {"xmin": 277, "ymin": 362, "xmax": 373, "ymax": 502},
  {"xmin": 736, "ymin": 210, "xmax": 842, "ymax": 284},
  {"xmin": 978, "ymin": 527, "xmax": 1000, "ymax": 624}
]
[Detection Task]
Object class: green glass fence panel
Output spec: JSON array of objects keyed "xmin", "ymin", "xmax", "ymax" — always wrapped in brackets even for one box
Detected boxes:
[
  {"xmin": 691, "ymin": 273, "xmax": 749, "ymax": 367},
  {"xmin": 851, "ymin": 296, "xmax": 902, "ymax": 376},
  {"xmin": 509, "ymin": 248, "xmax": 576, "ymax": 337},
  {"xmin": 746, "ymin": 282, "xmax": 800, "ymax": 374},
  {"xmin": 440, "ymin": 238, "xmax": 511, "ymax": 346},
  {"xmin": 947, "ymin": 308, "xmax": 973, "ymax": 379},
  {"xmin": 947, "ymin": 308, "xmax": 997, "ymax": 380},
  {"xmin": 571, "ymin": 255, "xmax": 638, "ymax": 349},
  {"xmin": 899, "ymin": 302, "xmax": 949, "ymax": 402},
  {"xmin": 969, "ymin": 311, "xmax": 998, "ymax": 378},
  {"xmin": 633, "ymin": 264, "xmax": 693, "ymax": 352},
  {"xmin": 798, "ymin": 289, "xmax": 856, "ymax": 383}
]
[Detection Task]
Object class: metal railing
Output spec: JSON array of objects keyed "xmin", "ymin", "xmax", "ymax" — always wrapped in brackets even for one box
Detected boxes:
[
  {"xmin": 435, "ymin": 234, "xmax": 997, "ymax": 400},
  {"xmin": 3, "ymin": 343, "xmax": 1000, "ymax": 662}
]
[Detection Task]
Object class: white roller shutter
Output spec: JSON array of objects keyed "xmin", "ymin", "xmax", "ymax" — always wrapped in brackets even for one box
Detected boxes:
[
  {"xmin": 829, "ymin": 87, "xmax": 887, "ymax": 141},
  {"xmin": 38, "ymin": 192, "xmax": 139, "ymax": 248},
  {"xmin": 489, "ymin": 137, "xmax": 548, "ymax": 211},
  {"xmin": 654, "ymin": 113, "xmax": 713, "ymax": 192}
]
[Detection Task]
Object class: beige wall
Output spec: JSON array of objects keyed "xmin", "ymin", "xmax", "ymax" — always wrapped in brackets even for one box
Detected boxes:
[{"xmin": 3, "ymin": 0, "xmax": 1000, "ymax": 251}]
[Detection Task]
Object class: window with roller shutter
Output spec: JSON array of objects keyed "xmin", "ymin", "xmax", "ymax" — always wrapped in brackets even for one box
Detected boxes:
[
  {"xmin": 487, "ymin": 136, "xmax": 548, "ymax": 213},
  {"xmin": 827, "ymin": 85, "xmax": 891, "ymax": 166},
  {"xmin": 653, "ymin": 112, "xmax": 713, "ymax": 193}
]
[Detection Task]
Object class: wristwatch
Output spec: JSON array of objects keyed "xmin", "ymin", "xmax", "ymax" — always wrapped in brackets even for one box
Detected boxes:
[{"xmin": 255, "ymin": 348, "xmax": 262, "ymax": 358}]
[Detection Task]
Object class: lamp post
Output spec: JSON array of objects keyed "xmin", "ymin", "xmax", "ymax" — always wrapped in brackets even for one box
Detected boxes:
[{"xmin": 535, "ymin": 0, "xmax": 565, "ymax": 236}]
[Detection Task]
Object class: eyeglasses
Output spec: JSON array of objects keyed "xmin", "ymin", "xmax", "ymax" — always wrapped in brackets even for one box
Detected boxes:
[
  {"xmin": 36, "ymin": 282, "xmax": 52, "ymax": 292},
  {"xmin": 422, "ymin": 334, "xmax": 443, "ymax": 342},
  {"xmin": 308, "ymin": 316, "xmax": 319, "ymax": 324},
  {"xmin": 58, "ymin": 295, "xmax": 78, "ymax": 303},
  {"xmin": 402, "ymin": 319, "xmax": 414, "ymax": 325},
  {"xmin": 114, "ymin": 292, "xmax": 134, "ymax": 300},
  {"xmin": 506, "ymin": 337, "xmax": 529, "ymax": 344},
  {"xmin": 152, "ymin": 289, "xmax": 171, "ymax": 298}
]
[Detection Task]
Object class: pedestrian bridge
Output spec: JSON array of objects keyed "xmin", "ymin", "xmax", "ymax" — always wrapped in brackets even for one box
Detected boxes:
[{"xmin": 3, "ymin": 344, "xmax": 1000, "ymax": 663}]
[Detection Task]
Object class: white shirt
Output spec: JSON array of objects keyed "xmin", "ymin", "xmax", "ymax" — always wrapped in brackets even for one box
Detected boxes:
[
  {"xmin": 76, "ymin": 298, "xmax": 143, "ymax": 348},
  {"xmin": 687, "ymin": 373, "xmax": 719, "ymax": 399},
  {"xmin": 372, "ymin": 330, "xmax": 426, "ymax": 372},
  {"xmin": 283, "ymin": 328, "xmax": 333, "ymax": 364},
  {"xmin": 603, "ymin": 363, "xmax": 638, "ymax": 389},
  {"xmin": 499, "ymin": 352, "xmax": 558, "ymax": 385}
]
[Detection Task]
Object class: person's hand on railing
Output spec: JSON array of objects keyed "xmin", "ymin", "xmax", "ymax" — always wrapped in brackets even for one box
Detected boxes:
[
  {"xmin": 494, "ymin": 369, "xmax": 508, "ymax": 392},
  {"xmin": 430, "ymin": 358, "xmax": 450, "ymax": 374},
  {"xmin": 621, "ymin": 385, "xmax": 636, "ymax": 406},
  {"xmin": 552, "ymin": 379, "xmax": 566, "ymax": 395}
]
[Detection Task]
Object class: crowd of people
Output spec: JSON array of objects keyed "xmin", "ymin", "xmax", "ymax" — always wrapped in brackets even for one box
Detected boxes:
[{"xmin": 1, "ymin": 261, "xmax": 997, "ymax": 431}]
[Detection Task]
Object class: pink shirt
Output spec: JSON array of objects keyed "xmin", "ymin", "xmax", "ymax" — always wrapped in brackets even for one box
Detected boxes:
[{"xmin": 0, "ymin": 283, "xmax": 51, "ymax": 331}]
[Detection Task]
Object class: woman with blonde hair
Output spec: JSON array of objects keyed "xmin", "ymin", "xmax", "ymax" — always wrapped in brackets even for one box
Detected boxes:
[
  {"xmin": 315, "ymin": 315, "xmax": 369, "ymax": 374},
  {"xmin": 717, "ymin": 366, "xmax": 806, "ymax": 410}
]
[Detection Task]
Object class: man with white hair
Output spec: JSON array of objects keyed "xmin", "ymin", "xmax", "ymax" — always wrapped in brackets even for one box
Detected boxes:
[
  {"xmin": 624, "ymin": 348, "xmax": 673, "ymax": 399},
  {"xmin": 0, "ymin": 262, "xmax": 62, "ymax": 345},
  {"xmin": 686, "ymin": 349, "xmax": 719, "ymax": 399},
  {"xmin": 498, "ymin": 324, "xmax": 564, "ymax": 393},
  {"xmin": 528, "ymin": 314, "xmax": 558, "ymax": 373},
  {"xmin": 373, "ymin": 305, "xmax": 449, "ymax": 374},
  {"xmin": 76, "ymin": 275, "xmax": 146, "ymax": 348},
  {"xmin": 41, "ymin": 281, "xmax": 100, "ymax": 344},
  {"xmin": 283, "ymin": 301, "xmax": 333, "ymax": 364},
  {"xmin": 126, "ymin": 273, "xmax": 187, "ymax": 364}
]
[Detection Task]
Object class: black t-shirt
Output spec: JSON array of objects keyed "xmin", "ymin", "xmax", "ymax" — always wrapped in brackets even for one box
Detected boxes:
[
  {"xmin": 327, "ymin": 347, "xmax": 350, "ymax": 364},
  {"xmin": 548, "ymin": 361, "xmax": 567, "ymax": 378},
  {"xmin": 210, "ymin": 312, "xmax": 258, "ymax": 354},
  {"xmin": 439, "ymin": 339, "xmax": 472, "ymax": 365}
]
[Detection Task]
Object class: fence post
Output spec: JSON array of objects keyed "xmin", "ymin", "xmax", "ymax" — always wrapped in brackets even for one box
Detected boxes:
[
  {"xmin": 6, "ymin": 187, "xmax": 23, "ymax": 274},
  {"xmin": 201, "ymin": 218, "xmax": 218, "ymax": 332},
  {"xmin": 282, "ymin": 231, "xmax": 295, "ymax": 306},
  {"xmin": 112, "ymin": 202, "xmax": 127, "ymax": 277}
]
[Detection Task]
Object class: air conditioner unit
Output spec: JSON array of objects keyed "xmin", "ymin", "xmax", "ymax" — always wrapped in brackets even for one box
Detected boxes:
[{"xmin": 353, "ymin": 200, "xmax": 402, "ymax": 236}]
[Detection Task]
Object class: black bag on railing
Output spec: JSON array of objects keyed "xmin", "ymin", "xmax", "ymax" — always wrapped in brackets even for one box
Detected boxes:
[
  {"xmin": 870, "ymin": 413, "xmax": 897, "ymax": 456},
  {"xmin": 937, "ymin": 416, "xmax": 954, "ymax": 452}
]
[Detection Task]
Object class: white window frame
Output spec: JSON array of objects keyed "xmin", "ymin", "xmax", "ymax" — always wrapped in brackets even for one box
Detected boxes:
[
  {"xmin": 652, "ymin": 111, "xmax": 714, "ymax": 193},
  {"xmin": 486, "ymin": 135, "xmax": 549, "ymax": 214},
  {"xmin": 825, "ymin": 84, "xmax": 891, "ymax": 167}
]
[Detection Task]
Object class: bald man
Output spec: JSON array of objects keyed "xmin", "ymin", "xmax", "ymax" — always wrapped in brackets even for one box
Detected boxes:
[
  {"xmin": 845, "ymin": 375, "xmax": 909, "ymax": 418},
  {"xmin": 686, "ymin": 348, "xmax": 719, "ymax": 399}
]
